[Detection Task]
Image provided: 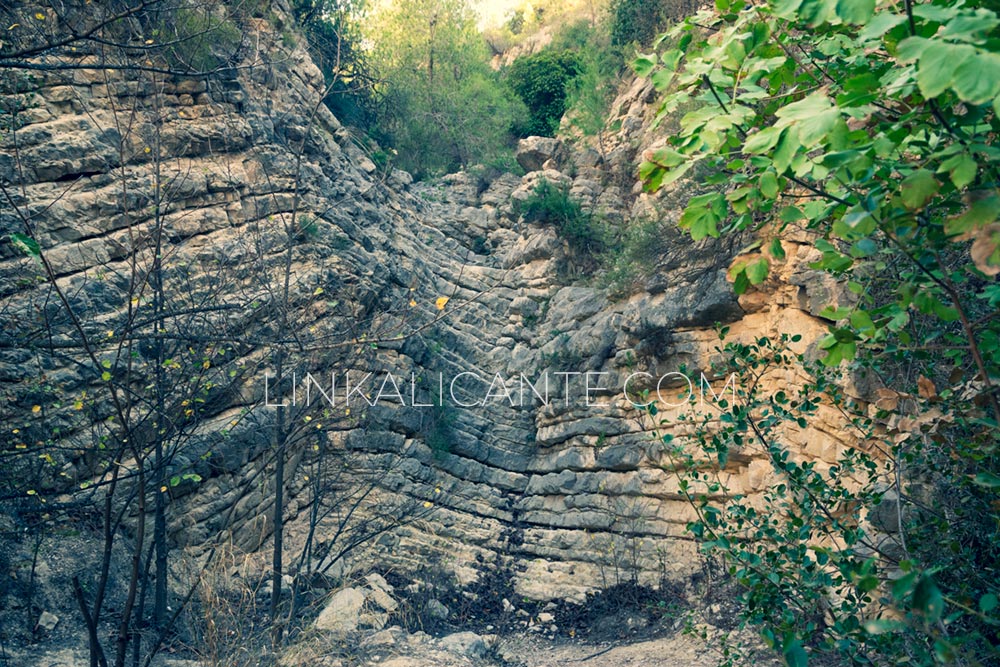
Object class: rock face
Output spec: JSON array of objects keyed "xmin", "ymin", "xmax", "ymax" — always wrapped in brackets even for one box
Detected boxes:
[{"xmin": 0, "ymin": 1, "xmax": 855, "ymax": 631}]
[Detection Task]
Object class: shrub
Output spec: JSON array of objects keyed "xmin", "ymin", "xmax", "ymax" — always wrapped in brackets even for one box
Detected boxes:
[
  {"xmin": 608, "ymin": 0, "xmax": 669, "ymax": 48},
  {"xmin": 505, "ymin": 50, "xmax": 582, "ymax": 137},
  {"xmin": 519, "ymin": 180, "xmax": 613, "ymax": 258},
  {"xmin": 600, "ymin": 216, "xmax": 671, "ymax": 297},
  {"xmin": 166, "ymin": 7, "xmax": 243, "ymax": 73}
]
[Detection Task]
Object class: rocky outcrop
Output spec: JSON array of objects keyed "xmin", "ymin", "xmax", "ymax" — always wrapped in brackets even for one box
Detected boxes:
[{"xmin": 0, "ymin": 4, "xmax": 856, "ymax": 645}]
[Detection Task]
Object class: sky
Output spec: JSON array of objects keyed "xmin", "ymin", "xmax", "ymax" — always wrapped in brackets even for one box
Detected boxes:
[{"xmin": 472, "ymin": 0, "xmax": 523, "ymax": 28}]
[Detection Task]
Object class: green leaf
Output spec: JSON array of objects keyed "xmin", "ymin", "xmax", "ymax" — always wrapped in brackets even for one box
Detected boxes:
[
  {"xmin": 770, "ymin": 238, "xmax": 786, "ymax": 260},
  {"xmin": 858, "ymin": 13, "xmax": 906, "ymax": 41},
  {"xmin": 945, "ymin": 194, "xmax": 1000, "ymax": 236},
  {"xmin": 940, "ymin": 10, "xmax": 1000, "ymax": 42},
  {"xmin": 746, "ymin": 257, "xmax": 770, "ymax": 285},
  {"xmin": 10, "ymin": 233, "xmax": 41, "ymax": 258},
  {"xmin": 938, "ymin": 153, "xmax": 977, "ymax": 189},
  {"xmin": 979, "ymin": 593, "xmax": 999, "ymax": 613},
  {"xmin": 896, "ymin": 36, "xmax": 930, "ymax": 63},
  {"xmin": 913, "ymin": 573, "xmax": 944, "ymax": 622},
  {"xmin": 783, "ymin": 639, "xmax": 808, "ymax": 667},
  {"xmin": 632, "ymin": 53, "xmax": 658, "ymax": 77},
  {"xmin": 773, "ymin": 0, "xmax": 805, "ymax": 18},
  {"xmin": 973, "ymin": 472, "xmax": 1000, "ymax": 488},
  {"xmin": 744, "ymin": 126, "xmax": 784, "ymax": 154},
  {"xmin": 101, "ymin": 371, "xmax": 112, "ymax": 382},
  {"xmin": 952, "ymin": 53, "xmax": 1000, "ymax": 105},
  {"xmin": 759, "ymin": 171, "xmax": 780, "ymax": 199},
  {"xmin": 850, "ymin": 310, "xmax": 876, "ymax": 336},
  {"xmin": 916, "ymin": 41, "xmax": 976, "ymax": 99},
  {"xmin": 900, "ymin": 169, "xmax": 939, "ymax": 209},
  {"xmin": 679, "ymin": 193, "xmax": 726, "ymax": 241},
  {"xmin": 833, "ymin": 209, "xmax": 877, "ymax": 240},
  {"xmin": 836, "ymin": 0, "xmax": 875, "ymax": 24}
]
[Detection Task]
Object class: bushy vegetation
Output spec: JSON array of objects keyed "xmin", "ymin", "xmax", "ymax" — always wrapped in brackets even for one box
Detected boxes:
[
  {"xmin": 505, "ymin": 50, "xmax": 581, "ymax": 137},
  {"xmin": 599, "ymin": 216, "xmax": 672, "ymax": 296},
  {"xmin": 366, "ymin": 0, "xmax": 526, "ymax": 178},
  {"xmin": 636, "ymin": 0, "xmax": 1000, "ymax": 663},
  {"xmin": 292, "ymin": 0, "xmax": 379, "ymax": 131},
  {"xmin": 519, "ymin": 179, "xmax": 612, "ymax": 259},
  {"xmin": 554, "ymin": 17, "xmax": 620, "ymax": 144}
]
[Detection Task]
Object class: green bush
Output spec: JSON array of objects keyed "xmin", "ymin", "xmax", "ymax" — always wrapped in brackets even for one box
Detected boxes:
[
  {"xmin": 608, "ymin": 0, "xmax": 668, "ymax": 48},
  {"xmin": 636, "ymin": 0, "xmax": 1000, "ymax": 662},
  {"xmin": 600, "ymin": 216, "xmax": 671, "ymax": 296},
  {"xmin": 505, "ymin": 50, "xmax": 581, "ymax": 137},
  {"xmin": 292, "ymin": 0, "xmax": 379, "ymax": 132},
  {"xmin": 166, "ymin": 8, "xmax": 242, "ymax": 73},
  {"xmin": 519, "ymin": 180, "xmax": 612, "ymax": 258},
  {"xmin": 367, "ymin": 0, "xmax": 526, "ymax": 178}
]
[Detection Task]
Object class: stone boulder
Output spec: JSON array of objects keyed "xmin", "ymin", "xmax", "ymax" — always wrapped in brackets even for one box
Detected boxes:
[
  {"xmin": 314, "ymin": 577, "xmax": 401, "ymax": 636},
  {"xmin": 516, "ymin": 136, "xmax": 565, "ymax": 172}
]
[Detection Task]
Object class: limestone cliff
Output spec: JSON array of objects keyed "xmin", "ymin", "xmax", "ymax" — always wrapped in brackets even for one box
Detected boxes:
[{"xmin": 0, "ymin": 0, "xmax": 851, "ymax": 628}]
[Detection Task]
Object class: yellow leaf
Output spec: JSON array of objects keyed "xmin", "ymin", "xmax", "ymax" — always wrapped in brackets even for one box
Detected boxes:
[
  {"xmin": 74, "ymin": 401, "xmax": 84, "ymax": 410},
  {"xmin": 202, "ymin": 360, "xmax": 210, "ymax": 369},
  {"xmin": 313, "ymin": 286, "xmax": 324, "ymax": 296},
  {"xmin": 106, "ymin": 330, "xmax": 114, "ymax": 338},
  {"xmin": 409, "ymin": 299, "xmax": 417, "ymax": 307},
  {"xmin": 143, "ymin": 147, "xmax": 151, "ymax": 154},
  {"xmin": 435, "ymin": 296, "xmax": 450, "ymax": 310},
  {"xmin": 145, "ymin": 39, "xmax": 154, "ymax": 45},
  {"xmin": 160, "ymin": 486, "xmax": 168, "ymax": 492},
  {"xmin": 35, "ymin": 12, "xmax": 45, "ymax": 20},
  {"xmin": 423, "ymin": 501, "xmax": 432, "ymax": 508},
  {"xmin": 31, "ymin": 405, "xmax": 41, "ymax": 414}
]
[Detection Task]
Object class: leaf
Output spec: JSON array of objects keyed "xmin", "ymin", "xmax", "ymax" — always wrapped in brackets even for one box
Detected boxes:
[
  {"xmin": 746, "ymin": 257, "xmax": 770, "ymax": 284},
  {"xmin": 917, "ymin": 375, "xmax": 937, "ymax": 399},
  {"xmin": 946, "ymin": 194, "xmax": 1000, "ymax": 238},
  {"xmin": 979, "ymin": 593, "xmax": 999, "ymax": 612},
  {"xmin": 435, "ymin": 296, "xmax": 450, "ymax": 310},
  {"xmin": 938, "ymin": 153, "xmax": 977, "ymax": 189},
  {"xmin": 632, "ymin": 53, "xmax": 658, "ymax": 77},
  {"xmin": 913, "ymin": 573, "xmax": 944, "ymax": 622},
  {"xmin": 850, "ymin": 310, "xmax": 876, "ymax": 336},
  {"xmin": 759, "ymin": 171, "xmax": 780, "ymax": 199},
  {"xmin": 900, "ymin": 169, "xmax": 939, "ymax": 209},
  {"xmin": 971, "ymin": 224, "xmax": 1000, "ymax": 276},
  {"xmin": 896, "ymin": 36, "xmax": 930, "ymax": 63},
  {"xmin": 836, "ymin": 0, "xmax": 875, "ymax": 24},
  {"xmin": 679, "ymin": 193, "xmax": 726, "ymax": 241},
  {"xmin": 776, "ymin": 92, "xmax": 838, "ymax": 147},
  {"xmin": 973, "ymin": 472, "xmax": 1000, "ymax": 489},
  {"xmin": 783, "ymin": 639, "xmax": 808, "ymax": 667},
  {"xmin": 952, "ymin": 53, "xmax": 1000, "ymax": 105},
  {"xmin": 101, "ymin": 371, "xmax": 112, "ymax": 382},
  {"xmin": 916, "ymin": 41, "xmax": 976, "ymax": 99},
  {"xmin": 10, "ymin": 233, "xmax": 40, "ymax": 258},
  {"xmin": 770, "ymin": 238, "xmax": 786, "ymax": 260},
  {"xmin": 858, "ymin": 13, "xmax": 906, "ymax": 41},
  {"xmin": 744, "ymin": 126, "xmax": 784, "ymax": 154}
]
